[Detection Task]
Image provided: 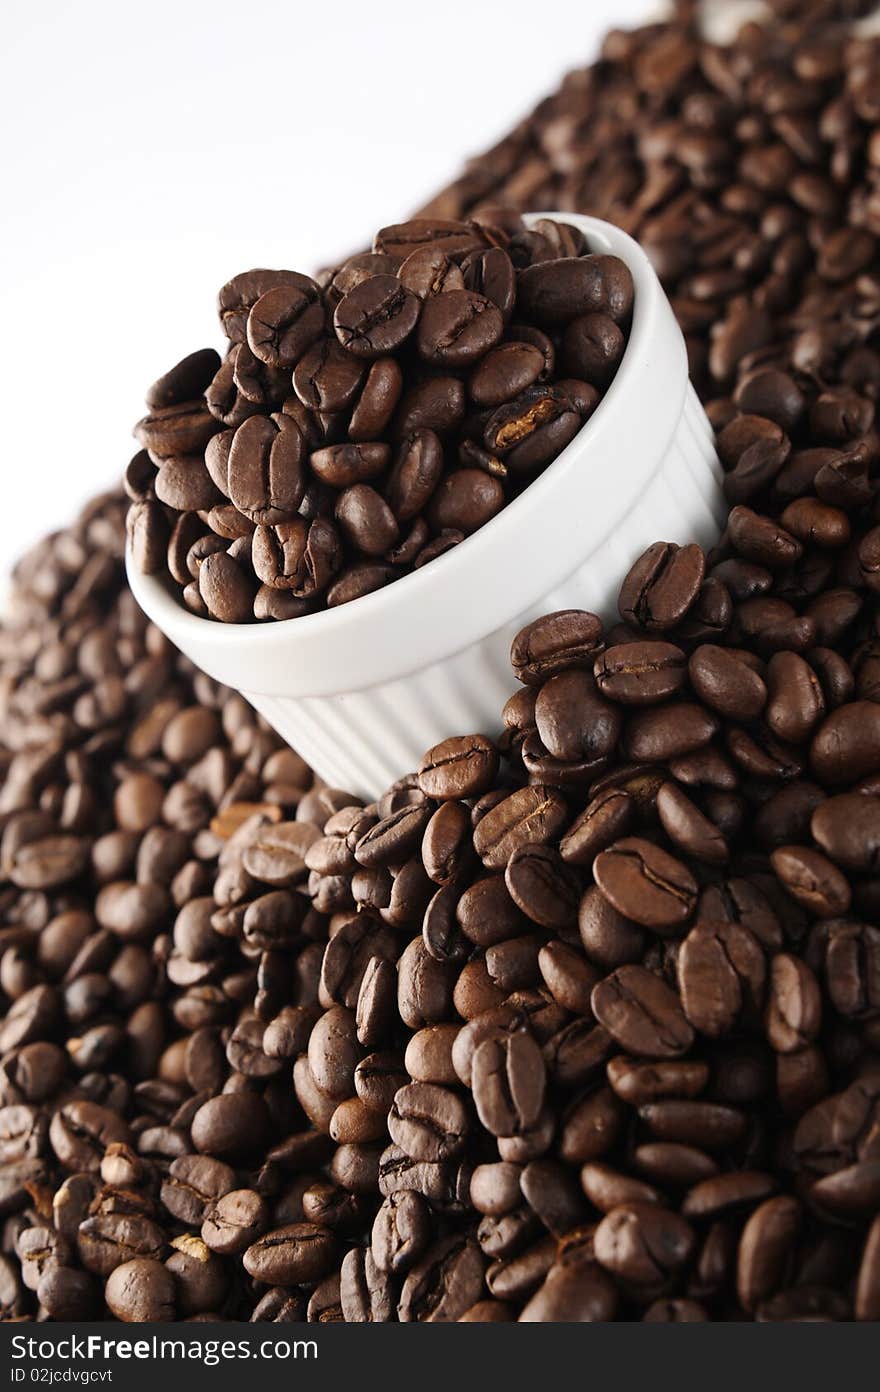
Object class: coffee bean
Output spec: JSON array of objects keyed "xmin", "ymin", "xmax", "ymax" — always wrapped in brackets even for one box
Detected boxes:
[
  {"xmin": 624, "ymin": 702, "xmax": 718, "ymax": 762},
  {"xmin": 517, "ymin": 255, "xmax": 634, "ymax": 328},
  {"xmin": 471, "ymin": 1033, "xmax": 546, "ymax": 1137},
  {"xmin": 595, "ymin": 641, "xmax": 687, "ymax": 705},
  {"xmin": 473, "ymin": 786, "xmax": 568, "ymax": 870},
  {"xmin": 244, "ymin": 280, "xmax": 324, "ymax": 370},
  {"xmin": 417, "ymin": 290, "xmax": 503, "ymax": 367},
  {"xmin": 678, "ymin": 921, "xmax": 765, "ymax": 1037},
  {"xmin": 388, "ymin": 1082, "xmax": 469, "ymax": 1162},
  {"xmin": 291, "ymin": 337, "xmax": 365, "ymax": 414},
  {"xmin": 106, "ymin": 1257, "xmax": 176, "ymax": 1322},
  {"xmin": 191, "ymin": 1092, "xmax": 270, "ymax": 1158},
  {"xmin": 856, "ymin": 1216, "xmax": 880, "ymax": 1321},
  {"xmin": 398, "ymin": 246, "xmax": 465, "ymax": 299},
  {"xmin": 505, "ymin": 844, "xmax": 579, "ymax": 930},
  {"xmin": 619, "ymin": 543, "xmax": 705, "ymax": 631},
  {"xmin": 483, "ymin": 386, "xmax": 581, "ymax": 473},
  {"xmin": 252, "ymin": 517, "xmax": 341, "ymax": 595},
  {"xmin": 145, "ymin": 348, "xmax": 221, "ymax": 411},
  {"xmin": 243, "ymin": 1222, "xmax": 337, "ymax": 1285},
  {"xmin": 226, "ymin": 414, "xmax": 304, "ymax": 525},
  {"xmin": 593, "ymin": 1203, "xmax": 695, "ymax": 1287},
  {"xmin": 737, "ymin": 1195, "xmax": 802, "ymax": 1313},
  {"xmin": 771, "ymin": 844, "xmax": 851, "ymax": 918},
  {"xmin": 334, "ymin": 276, "xmax": 421, "ymax": 358},
  {"xmin": 765, "ymin": 954, "xmax": 822, "ymax": 1053},
  {"xmin": 688, "ymin": 644, "xmax": 767, "ymax": 720},
  {"xmin": 511, "ymin": 611, "xmax": 605, "ymax": 685},
  {"xmin": 535, "ymin": 669, "xmax": 622, "ymax": 769},
  {"xmin": 161, "ymin": 1154, "xmax": 236, "ymax": 1225},
  {"xmin": 394, "ymin": 375, "xmax": 466, "ymax": 437},
  {"xmin": 469, "ymin": 341, "xmax": 545, "ymax": 408},
  {"xmin": 49, "ymin": 1101, "xmax": 130, "ymax": 1172},
  {"xmin": 201, "ymin": 1189, "xmax": 268, "ymax": 1255},
  {"xmin": 397, "ymin": 1235, "xmax": 485, "ymax": 1322},
  {"xmin": 371, "ymin": 1190, "xmax": 432, "ymax": 1274},
  {"xmin": 594, "ymin": 837, "xmax": 697, "ymax": 930},
  {"xmin": 419, "ymin": 734, "xmax": 499, "ymax": 802},
  {"xmin": 591, "ymin": 965, "xmax": 694, "ymax": 1059},
  {"xmin": 375, "ymin": 220, "xmax": 487, "ymax": 262},
  {"xmin": 656, "ymin": 782, "xmax": 728, "ymax": 865},
  {"xmin": 811, "ymin": 702, "xmax": 880, "ymax": 785},
  {"xmin": 197, "ymin": 550, "xmax": 255, "ymax": 623}
]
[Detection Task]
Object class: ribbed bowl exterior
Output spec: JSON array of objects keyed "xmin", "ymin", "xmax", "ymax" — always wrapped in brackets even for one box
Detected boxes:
[{"xmin": 242, "ymin": 384, "xmax": 724, "ymax": 797}]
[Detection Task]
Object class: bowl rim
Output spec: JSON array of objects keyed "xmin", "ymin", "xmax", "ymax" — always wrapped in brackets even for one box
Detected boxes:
[{"xmin": 128, "ymin": 210, "xmax": 690, "ymax": 694}]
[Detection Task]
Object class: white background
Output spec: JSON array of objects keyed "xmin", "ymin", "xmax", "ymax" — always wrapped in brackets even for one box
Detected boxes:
[{"xmin": 0, "ymin": 0, "xmax": 672, "ymax": 579}]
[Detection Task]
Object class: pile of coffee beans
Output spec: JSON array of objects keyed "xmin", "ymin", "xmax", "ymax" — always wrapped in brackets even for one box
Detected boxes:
[
  {"xmin": 126, "ymin": 219, "xmax": 633, "ymax": 623},
  {"xmin": 3, "ymin": 0, "xmax": 880, "ymax": 1323}
]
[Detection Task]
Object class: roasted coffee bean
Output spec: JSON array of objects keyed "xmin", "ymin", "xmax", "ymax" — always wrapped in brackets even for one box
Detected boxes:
[
  {"xmin": 469, "ymin": 341, "xmax": 545, "ymax": 408},
  {"xmin": 619, "ymin": 544, "xmax": 705, "ymax": 631},
  {"xmin": 374, "ymin": 220, "xmax": 487, "ymax": 262},
  {"xmin": 134, "ymin": 401, "xmax": 219, "ymax": 460},
  {"xmin": 856, "ymin": 1216, "xmax": 880, "ymax": 1322},
  {"xmin": 578, "ymin": 885, "xmax": 646, "ymax": 968},
  {"xmin": 334, "ymin": 276, "xmax": 420, "ymax": 358},
  {"xmin": 397, "ymin": 1235, "xmax": 484, "ymax": 1322},
  {"xmin": 624, "ymin": 702, "xmax": 718, "ymax": 763},
  {"xmin": 594, "ymin": 838, "xmax": 697, "ymax": 931},
  {"xmin": 388, "ymin": 1083, "xmax": 469, "ymax": 1162},
  {"xmin": 385, "ymin": 429, "xmax": 443, "ymax": 521},
  {"xmin": 593, "ymin": 1203, "xmax": 695, "ymax": 1288},
  {"xmin": 105, "ymin": 1257, "xmax": 176, "ymax": 1322},
  {"xmin": 811, "ymin": 702, "xmax": 880, "ymax": 785},
  {"xmin": 688, "ymin": 645, "xmax": 767, "ymax": 720},
  {"xmin": 161, "ymin": 1155, "xmax": 236, "ymax": 1226},
  {"xmin": 765, "ymin": 954, "xmax": 822, "ymax": 1053},
  {"xmin": 563, "ymin": 313, "xmax": 625, "ymax": 388},
  {"xmin": 243, "ymin": 1223, "xmax": 337, "ymax": 1286},
  {"xmin": 197, "ymin": 550, "xmax": 255, "ymax": 623},
  {"xmin": 245, "ymin": 281, "xmax": 325, "ymax": 371},
  {"xmin": 595, "ymin": 642, "xmax": 686, "ymax": 706},
  {"xmin": 293, "ymin": 337, "xmax": 365, "ymax": 413},
  {"xmin": 517, "ymin": 255, "xmax": 634, "ymax": 329},
  {"xmin": 473, "ymin": 786, "xmax": 568, "ymax": 870},
  {"xmin": 371, "ymin": 1190, "xmax": 432, "ymax": 1275},
  {"xmin": 398, "ymin": 246, "xmax": 465, "ymax": 299},
  {"xmin": 471, "ymin": 1033, "xmax": 545, "ymax": 1138},
  {"xmin": 49, "ymin": 1101, "xmax": 131, "ymax": 1173},
  {"xmin": 656, "ymin": 783, "xmax": 728, "ymax": 866},
  {"xmin": 191, "ymin": 1092, "xmax": 270, "ymax": 1158},
  {"xmin": 505, "ymin": 843, "xmax": 578, "ymax": 930},
  {"xmin": 812, "ymin": 794, "xmax": 880, "ymax": 871},
  {"xmin": 417, "ymin": 290, "xmax": 503, "ymax": 367},
  {"xmin": 201, "ymin": 1189, "xmax": 268, "ymax": 1256},
  {"xmin": 512, "ymin": 610, "xmax": 605, "ymax": 685},
  {"xmin": 419, "ymin": 735, "xmax": 499, "ymax": 801},
  {"xmin": 535, "ymin": 669, "xmax": 622, "ymax": 769},
  {"xmin": 146, "ymin": 349, "xmax": 221, "ymax": 410},
  {"xmin": 560, "ymin": 789, "xmax": 634, "ymax": 867},
  {"xmin": 483, "ymin": 386, "xmax": 581, "ymax": 473},
  {"xmin": 771, "ymin": 844, "xmax": 851, "ymax": 918},
  {"xmin": 737, "ymin": 1195, "xmax": 802, "ymax": 1314},
  {"xmin": 591, "ymin": 966, "xmax": 694, "ymax": 1060},
  {"xmin": 678, "ymin": 921, "xmax": 765, "ymax": 1037}
]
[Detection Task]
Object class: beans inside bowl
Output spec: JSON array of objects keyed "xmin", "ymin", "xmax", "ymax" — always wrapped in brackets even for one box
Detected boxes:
[{"xmin": 127, "ymin": 215, "xmax": 634, "ymax": 623}]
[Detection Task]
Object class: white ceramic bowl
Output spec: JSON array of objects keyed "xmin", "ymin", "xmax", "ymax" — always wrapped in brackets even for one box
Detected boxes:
[{"xmin": 128, "ymin": 211, "xmax": 725, "ymax": 799}]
